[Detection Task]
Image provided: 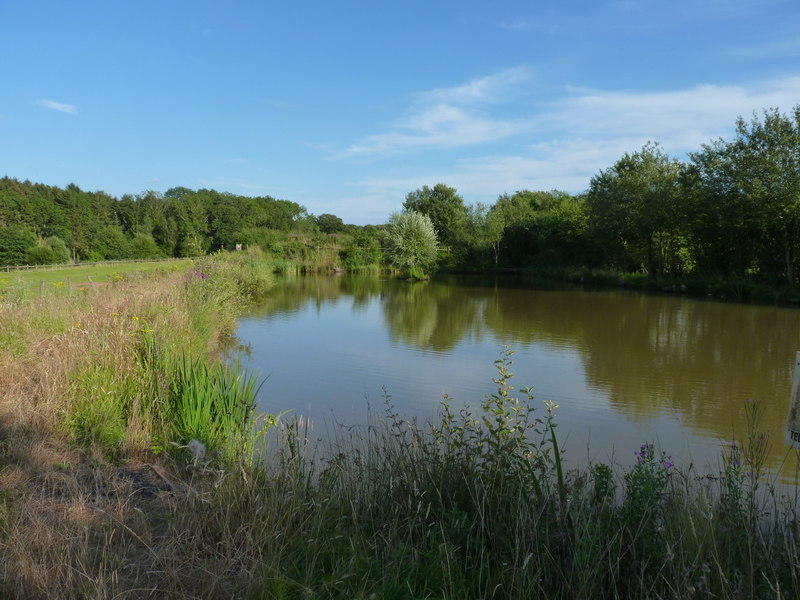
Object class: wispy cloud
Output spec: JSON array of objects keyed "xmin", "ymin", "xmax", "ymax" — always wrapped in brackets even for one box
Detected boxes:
[
  {"xmin": 36, "ymin": 99, "xmax": 78, "ymax": 115},
  {"xmin": 415, "ymin": 66, "xmax": 532, "ymax": 105},
  {"xmin": 263, "ymin": 99, "xmax": 299, "ymax": 111},
  {"xmin": 342, "ymin": 106, "xmax": 530, "ymax": 158},
  {"xmin": 346, "ymin": 74, "xmax": 800, "ymax": 218},
  {"xmin": 338, "ymin": 67, "xmax": 533, "ymax": 159},
  {"xmin": 498, "ymin": 20, "xmax": 531, "ymax": 32}
]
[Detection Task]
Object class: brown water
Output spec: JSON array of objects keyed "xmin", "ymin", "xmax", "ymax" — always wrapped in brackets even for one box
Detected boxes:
[{"xmin": 234, "ymin": 274, "xmax": 800, "ymax": 481}]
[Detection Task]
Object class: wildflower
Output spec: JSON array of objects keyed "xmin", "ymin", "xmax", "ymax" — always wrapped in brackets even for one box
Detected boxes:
[
  {"xmin": 635, "ymin": 442, "xmax": 650, "ymax": 463},
  {"xmin": 663, "ymin": 455, "xmax": 674, "ymax": 469}
]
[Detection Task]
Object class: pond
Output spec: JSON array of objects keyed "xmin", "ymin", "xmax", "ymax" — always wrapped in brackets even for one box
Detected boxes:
[{"xmin": 234, "ymin": 273, "xmax": 800, "ymax": 481}]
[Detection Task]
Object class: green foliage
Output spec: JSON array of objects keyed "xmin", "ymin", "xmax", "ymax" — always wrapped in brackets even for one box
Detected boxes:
[
  {"xmin": 383, "ymin": 210, "xmax": 439, "ymax": 278},
  {"xmin": 25, "ymin": 245, "xmax": 57, "ymax": 265},
  {"xmin": 588, "ymin": 142, "xmax": 688, "ymax": 275},
  {"xmin": 433, "ymin": 347, "xmax": 551, "ymax": 497},
  {"xmin": 691, "ymin": 106, "xmax": 800, "ymax": 283},
  {"xmin": 316, "ymin": 212, "xmax": 345, "ymax": 234},
  {"xmin": 43, "ymin": 236, "xmax": 71, "ymax": 263},
  {"xmin": 491, "ymin": 190, "xmax": 591, "ymax": 269},
  {"xmin": 93, "ymin": 226, "xmax": 131, "ymax": 259},
  {"xmin": 339, "ymin": 228, "xmax": 382, "ymax": 271},
  {"xmin": 66, "ymin": 365, "xmax": 132, "ymax": 455},
  {"xmin": 165, "ymin": 353, "xmax": 263, "ymax": 462},
  {"xmin": 239, "ymin": 353, "xmax": 800, "ymax": 599},
  {"xmin": 403, "ymin": 183, "xmax": 468, "ymax": 247},
  {"xmin": 0, "ymin": 179, "xmax": 330, "ymax": 266},
  {"xmin": 0, "ymin": 226, "xmax": 36, "ymax": 265},
  {"xmin": 25, "ymin": 236, "xmax": 70, "ymax": 265},
  {"xmin": 129, "ymin": 233, "xmax": 163, "ymax": 259}
]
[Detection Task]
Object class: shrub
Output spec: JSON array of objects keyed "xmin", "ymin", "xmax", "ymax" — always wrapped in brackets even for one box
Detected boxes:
[{"xmin": 383, "ymin": 210, "xmax": 439, "ymax": 279}]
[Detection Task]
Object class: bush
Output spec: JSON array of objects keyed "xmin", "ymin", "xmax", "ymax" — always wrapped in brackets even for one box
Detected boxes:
[{"xmin": 383, "ymin": 210, "xmax": 439, "ymax": 279}]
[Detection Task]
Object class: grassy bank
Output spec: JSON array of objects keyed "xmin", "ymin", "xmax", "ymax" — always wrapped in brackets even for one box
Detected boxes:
[{"xmin": 2, "ymin": 253, "xmax": 800, "ymax": 598}]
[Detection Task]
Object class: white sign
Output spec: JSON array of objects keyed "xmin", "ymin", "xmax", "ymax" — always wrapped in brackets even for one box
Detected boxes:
[{"xmin": 787, "ymin": 351, "xmax": 800, "ymax": 446}]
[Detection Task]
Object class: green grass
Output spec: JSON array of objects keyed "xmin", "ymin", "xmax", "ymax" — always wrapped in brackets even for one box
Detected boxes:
[
  {"xmin": 232, "ymin": 364, "xmax": 800, "ymax": 600},
  {"xmin": 0, "ymin": 258, "xmax": 193, "ymax": 288},
  {"xmin": 5, "ymin": 252, "xmax": 800, "ymax": 599}
]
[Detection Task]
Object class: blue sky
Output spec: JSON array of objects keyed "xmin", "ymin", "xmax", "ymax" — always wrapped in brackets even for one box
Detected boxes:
[{"xmin": 1, "ymin": 0, "xmax": 798, "ymax": 224}]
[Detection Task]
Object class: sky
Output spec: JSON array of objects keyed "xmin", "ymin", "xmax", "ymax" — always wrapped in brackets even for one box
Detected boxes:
[{"xmin": 1, "ymin": 1, "xmax": 799, "ymax": 225}]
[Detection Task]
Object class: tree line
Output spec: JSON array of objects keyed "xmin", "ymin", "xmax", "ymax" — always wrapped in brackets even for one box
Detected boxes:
[
  {"xmin": 391, "ymin": 106, "xmax": 800, "ymax": 284},
  {"xmin": 2, "ymin": 105, "xmax": 797, "ymax": 285},
  {"xmin": 0, "ymin": 180, "xmax": 378, "ymax": 267}
]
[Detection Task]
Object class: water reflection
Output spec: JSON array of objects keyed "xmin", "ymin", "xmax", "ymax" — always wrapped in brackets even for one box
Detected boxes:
[
  {"xmin": 381, "ymin": 279, "xmax": 490, "ymax": 352},
  {"xmin": 239, "ymin": 274, "xmax": 800, "ymax": 478}
]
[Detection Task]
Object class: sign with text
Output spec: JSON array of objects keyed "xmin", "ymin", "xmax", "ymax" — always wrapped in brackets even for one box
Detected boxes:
[{"xmin": 787, "ymin": 352, "xmax": 800, "ymax": 447}]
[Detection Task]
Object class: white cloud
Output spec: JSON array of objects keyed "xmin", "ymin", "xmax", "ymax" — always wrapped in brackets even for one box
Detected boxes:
[
  {"xmin": 344, "ymin": 74, "xmax": 800, "ymax": 221},
  {"xmin": 342, "ymin": 106, "xmax": 530, "ymax": 158},
  {"xmin": 415, "ymin": 66, "xmax": 532, "ymax": 105},
  {"xmin": 547, "ymin": 78, "xmax": 800, "ymax": 150},
  {"xmin": 36, "ymin": 99, "xmax": 78, "ymax": 115},
  {"xmin": 338, "ymin": 67, "xmax": 534, "ymax": 159}
]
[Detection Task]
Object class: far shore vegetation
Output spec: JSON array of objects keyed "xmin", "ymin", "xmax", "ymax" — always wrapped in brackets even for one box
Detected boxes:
[
  {"xmin": 1, "ymin": 105, "xmax": 800, "ymax": 300},
  {"xmin": 1, "ymin": 105, "xmax": 800, "ymax": 597}
]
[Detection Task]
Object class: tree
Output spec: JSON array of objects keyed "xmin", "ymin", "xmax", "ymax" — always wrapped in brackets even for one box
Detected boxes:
[
  {"xmin": 94, "ymin": 226, "xmax": 131, "ymax": 259},
  {"xmin": 43, "ymin": 236, "xmax": 71, "ymax": 263},
  {"xmin": 403, "ymin": 184, "xmax": 468, "ymax": 247},
  {"xmin": 0, "ymin": 226, "xmax": 36, "ymax": 265},
  {"xmin": 129, "ymin": 233, "xmax": 163, "ymax": 259},
  {"xmin": 383, "ymin": 211, "xmax": 439, "ymax": 279},
  {"xmin": 743, "ymin": 107, "xmax": 800, "ymax": 283},
  {"xmin": 316, "ymin": 213, "xmax": 345, "ymax": 234},
  {"xmin": 487, "ymin": 190, "xmax": 578, "ymax": 268},
  {"xmin": 688, "ymin": 138, "xmax": 761, "ymax": 277},
  {"xmin": 587, "ymin": 142, "xmax": 688, "ymax": 276},
  {"xmin": 688, "ymin": 106, "xmax": 800, "ymax": 282}
]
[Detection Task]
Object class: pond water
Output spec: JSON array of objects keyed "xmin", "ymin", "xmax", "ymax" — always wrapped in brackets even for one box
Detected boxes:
[{"xmin": 234, "ymin": 274, "xmax": 800, "ymax": 481}]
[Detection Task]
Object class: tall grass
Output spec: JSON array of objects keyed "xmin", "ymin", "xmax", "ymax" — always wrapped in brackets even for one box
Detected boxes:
[{"xmin": 3, "ymin": 253, "xmax": 800, "ymax": 598}]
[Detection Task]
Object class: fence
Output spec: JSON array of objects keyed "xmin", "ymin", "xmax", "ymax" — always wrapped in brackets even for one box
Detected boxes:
[{"xmin": 1, "ymin": 256, "xmax": 198, "ymax": 273}]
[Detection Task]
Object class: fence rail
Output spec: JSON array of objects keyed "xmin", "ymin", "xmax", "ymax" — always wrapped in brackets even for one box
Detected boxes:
[{"xmin": 1, "ymin": 256, "xmax": 197, "ymax": 273}]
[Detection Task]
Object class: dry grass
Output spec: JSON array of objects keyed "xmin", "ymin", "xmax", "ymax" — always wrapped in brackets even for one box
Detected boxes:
[{"xmin": 0, "ymin": 268, "xmax": 261, "ymax": 599}]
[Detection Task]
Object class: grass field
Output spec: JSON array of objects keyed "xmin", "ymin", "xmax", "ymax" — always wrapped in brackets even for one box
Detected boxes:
[{"xmin": 0, "ymin": 259, "xmax": 193, "ymax": 293}]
